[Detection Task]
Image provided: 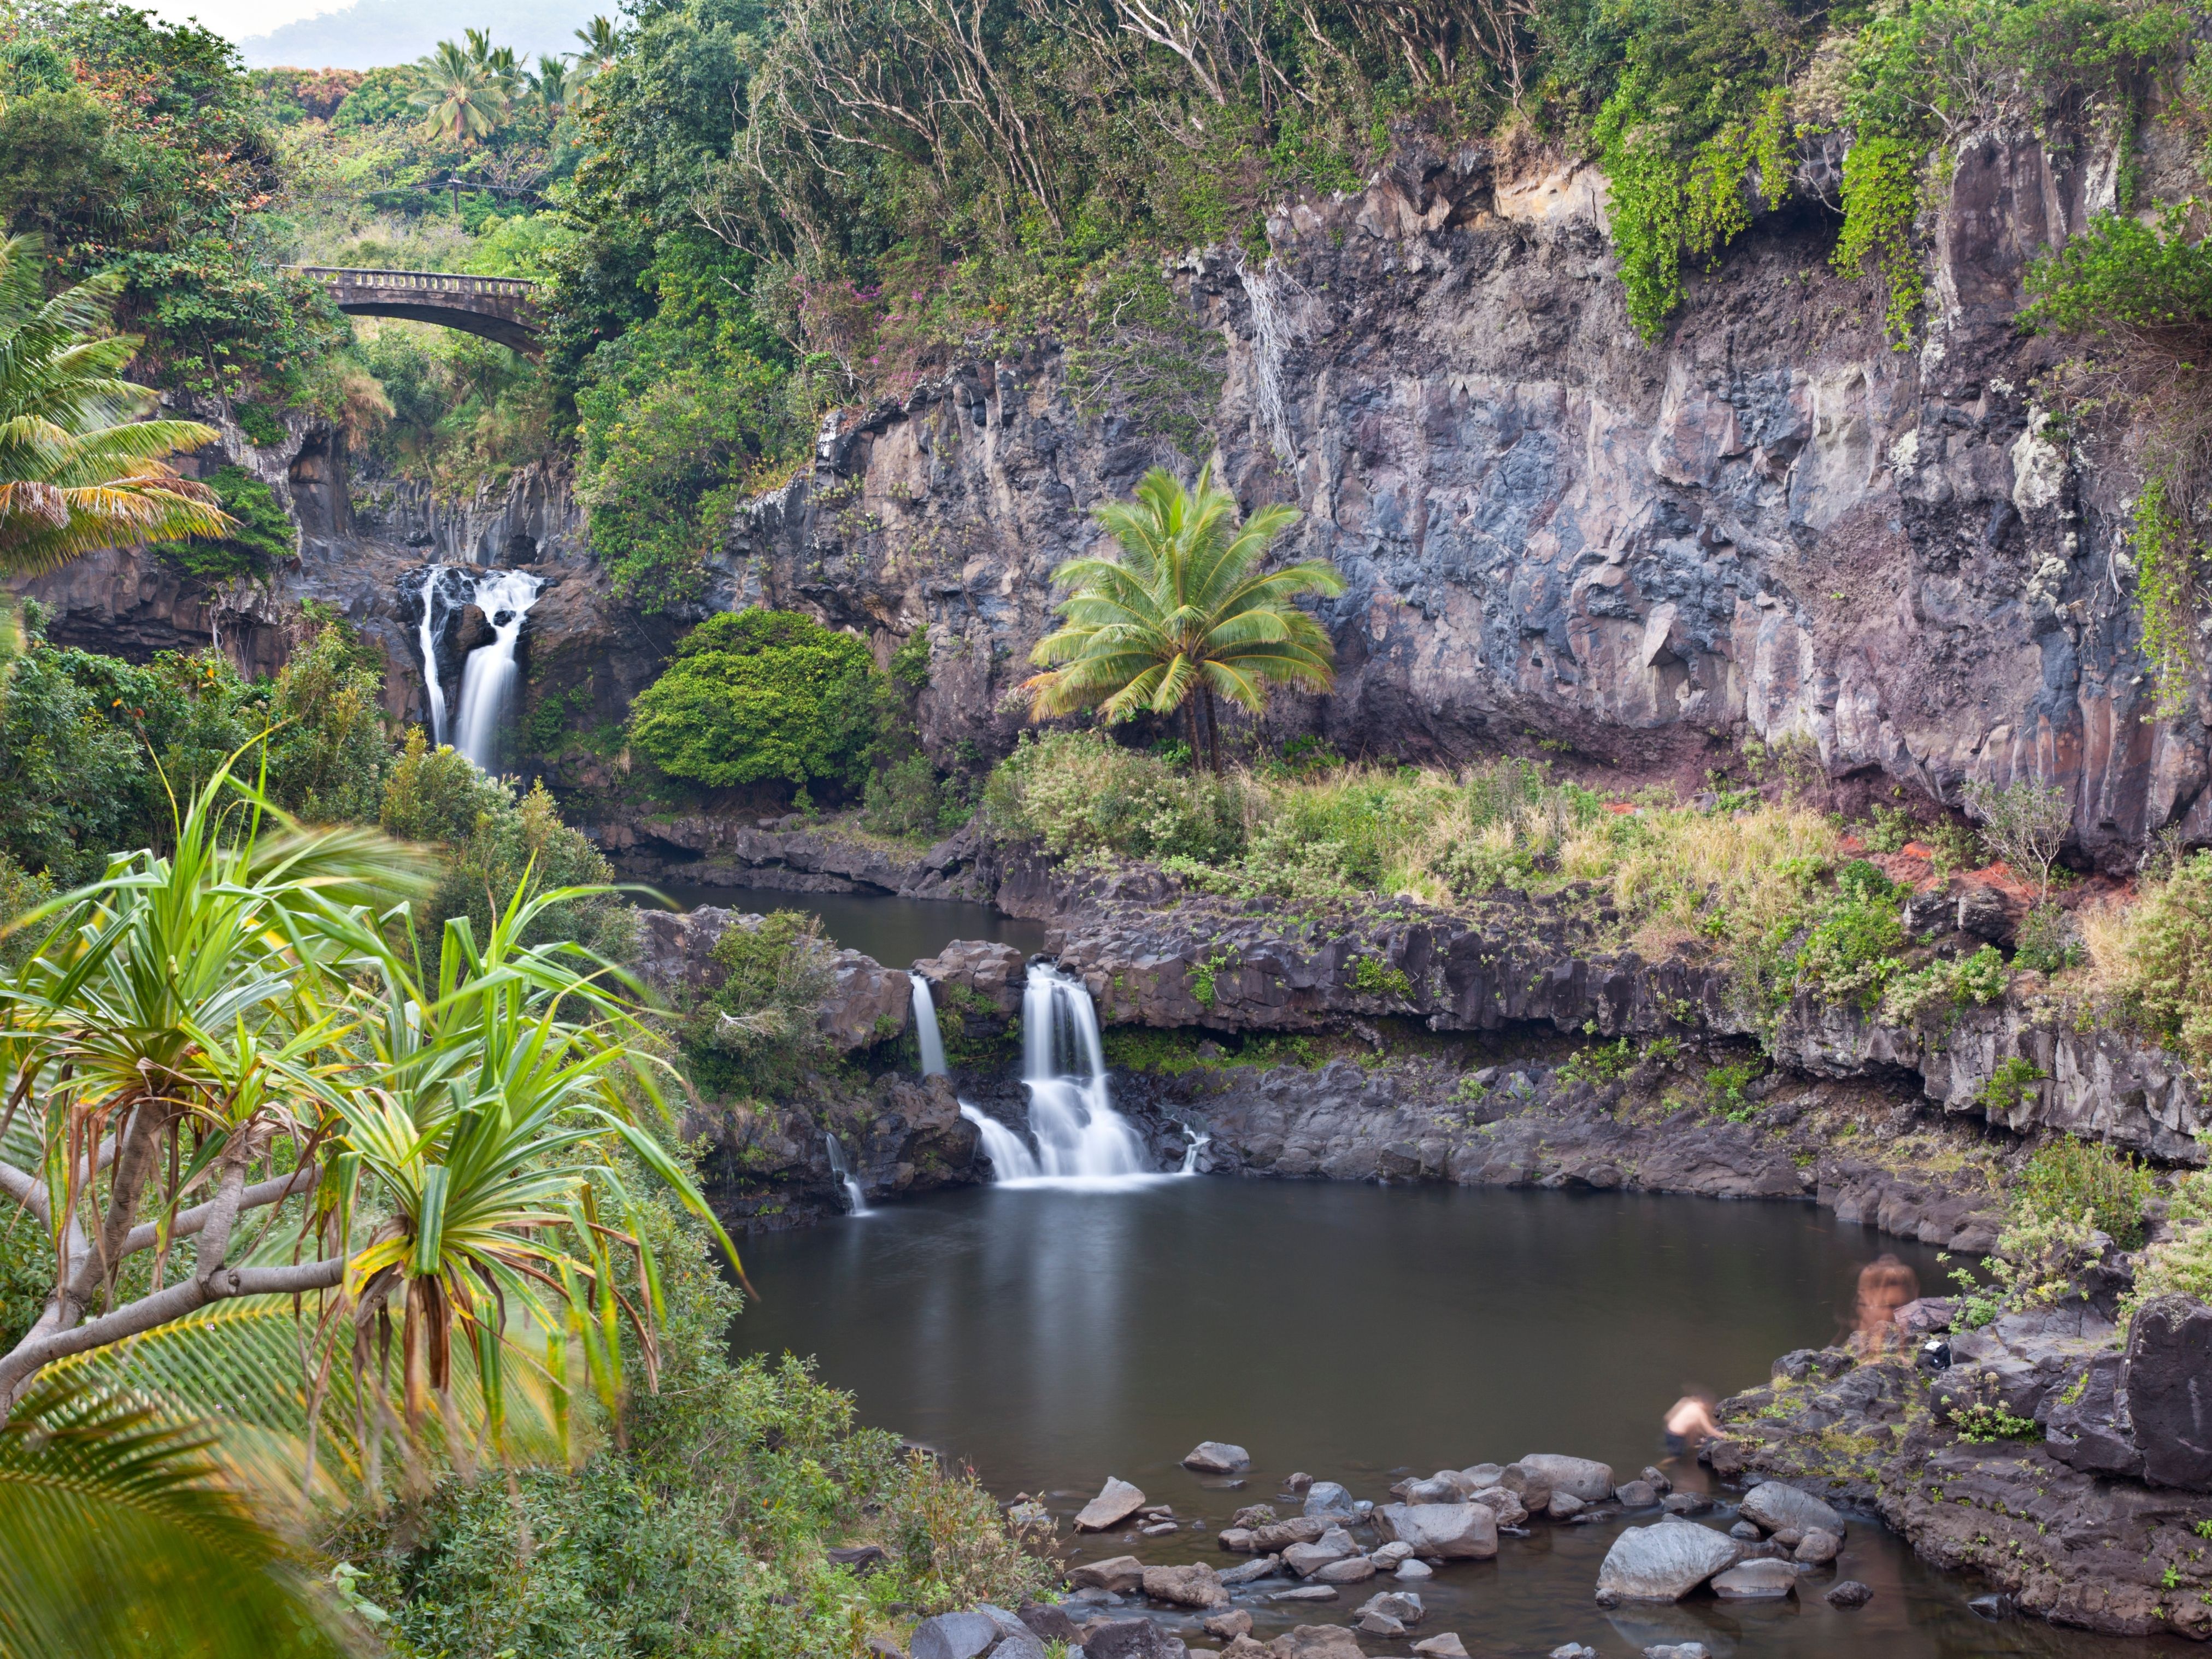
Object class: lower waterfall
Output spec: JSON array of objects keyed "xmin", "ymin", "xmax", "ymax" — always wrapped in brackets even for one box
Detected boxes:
[{"xmin": 450, "ymin": 569, "xmax": 544, "ymax": 772}]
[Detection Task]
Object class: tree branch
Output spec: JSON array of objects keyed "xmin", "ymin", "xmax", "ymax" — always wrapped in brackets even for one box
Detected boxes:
[
  {"xmin": 116, "ymin": 1164, "xmax": 318, "ymax": 1260},
  {"xmin": 0, "ymin": 1157, "xmax": 46, "ymax": 1225}
]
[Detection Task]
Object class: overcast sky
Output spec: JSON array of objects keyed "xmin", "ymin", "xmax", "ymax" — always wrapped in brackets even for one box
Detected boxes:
[{"xmin": 144, "ymin": 0, "xmax": 334, "ymax": 38}]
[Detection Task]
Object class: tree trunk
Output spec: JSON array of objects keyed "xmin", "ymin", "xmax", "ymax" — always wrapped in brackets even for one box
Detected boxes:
[
  {"xmin": 1202, "ymin": 686, "xmax": 1223, "ymax": 775},
  {"xmin": 1183, "ymin": 697, "xmax": 1202, "ymax": 767}
]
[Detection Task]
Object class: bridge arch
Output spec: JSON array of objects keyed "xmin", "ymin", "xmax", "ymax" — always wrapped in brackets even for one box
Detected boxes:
[{"xmin": 293, "ymin": 268, "xmax": 543, "ymax": 354}]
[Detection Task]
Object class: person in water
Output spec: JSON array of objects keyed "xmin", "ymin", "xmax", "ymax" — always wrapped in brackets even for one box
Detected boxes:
[
  {"xmin": 1854, "ymin": 1254, "xmax": 1920, "ymax": 1354},
  {"xmin": 1664, "ymin": 1391, "xmax": 1720, "ymax": 1457}
]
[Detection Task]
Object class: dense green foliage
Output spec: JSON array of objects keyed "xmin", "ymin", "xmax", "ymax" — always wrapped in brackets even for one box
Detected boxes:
[
  {"xmin": 173, "ymin": 463, "xmax": 292, "ymax": 580},
  {"xmin": 381, "ymin": 727, "xmax": 637, "ymax": 965},
  {"xmin": 0, "ymin": 616, "xmax": 390, "ymax": 882},
  {"xmin": 629, "ymin": 610, "xmax": 880, "ymax": 792},
  {"xmin": 678, "ymin": 909, "xmax": 837, "ymax": 1099},
  {"xmin": 2021, "ymin": 1133, "xmax": 2155, "ymax": 1248}
]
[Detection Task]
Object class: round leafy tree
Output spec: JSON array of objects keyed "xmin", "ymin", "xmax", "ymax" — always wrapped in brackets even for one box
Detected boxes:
[{"xmin": 630, "ymin": 608, "xmax": 878, "ymax": 790}]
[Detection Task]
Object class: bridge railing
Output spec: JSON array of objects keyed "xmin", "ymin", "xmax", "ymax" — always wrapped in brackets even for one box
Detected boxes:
[{"xmin": 290, "ymin": 267, "xmax": 540, "ymax": 301}]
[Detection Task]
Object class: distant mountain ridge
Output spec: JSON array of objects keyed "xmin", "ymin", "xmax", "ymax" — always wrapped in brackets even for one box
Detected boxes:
[{"xmin": 238, "ymin": 0, "xmax": 603, "ymax": 69}]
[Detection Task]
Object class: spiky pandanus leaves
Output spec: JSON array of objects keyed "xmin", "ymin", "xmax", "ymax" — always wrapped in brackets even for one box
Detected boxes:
[
  {"xmin": 0, "ymin": 235, "xmax": 230, "ymax": 575},
  {"xmin": 1023, "ymin": 465, "xmax": 1344, "ymax": 769},
  {"xmin": 0, "ymin": 1376, "xmax": 355, "ymax": 1659}
]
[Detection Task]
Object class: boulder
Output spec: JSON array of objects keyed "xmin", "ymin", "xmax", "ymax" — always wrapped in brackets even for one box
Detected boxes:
[
  {"xmin": 1469, "ymin": 1486, "xmax": 1528, "ymax": 1527},
  {"xmin": 1795, "ymin": 1528, "xmax": 1841, "ymax": 1566},
  {"xmin": 1515, "ymin": 1454, "xmax": 1616, "ymax": 1502},
  {"xmin": 1355, "ymin": 1591, "xmax": 1426, "ymax": 1625},
  {"xmin": 907, "ymin": 1611, "xmax": 992, "ymax": 1659},
  {"xmin": 1615, "ymin": 1480, "xmax": 1659, "ymax": 1509},
  {"xmin": 1826, "ymin": 1581, "xmax": 1874, "ymax": 1608},
  {"xmin": 1373, "ymin": 1502, "xmax": 1499, "ymax": 1560},
  {"xmin": 1738, "ymin": 1481, "xmax": 1845, "ymax": 1538},
  {"xmin": 1547, "ymin": 1646, "xmax": 1594, "ymax": 1659},
  {"xmin": 1640, "ymin": 1466, "xmax": 1673, "ymax": 1495},
  {"xmin": 910, "ymin": 940, "xmax": 1027, "ymax": 1015},
  {"xmin": 1548, "ymin": 1492, "xmax": 1587, "ymax": 1521},
  {"xmin": 1302, "ymin": 1481, "xmax": 1356, "ymax": 1517},
  {"xmin": 1499, "ymin": 1463, "xmax": 1553, "ymax": 1510},
  {"xmin": 2046, "ymin": 1351, "xmax": 2145, "ymax": 1479},
  {"xmin": 1642, "ymin": 1645, "xmax": 1709, "ymax": 1659},
  {"xmin": 1370, "ymin": 1542, "xmax": 1414, "ymax": 1566},
  {"xmin": 1084, "ymin": 1619, "xmax": 1181, "ymax": 1659},
  {"xmin": 2125, "ymin": 1295, "xmax": 2212, "ymax": 1490},
  {"xmin": 1069, "ymin": 1556, "xmax": 1146, "ymax": 1593},
  {"xmin": 1396, "ymin": 1559, "xmax": 1434, "ymax": 1580},
  {"xmin": 1415, "ymin": 1640, "xmax": 1469, "ymax": 1659},
  {"xmin": 1223, "ymin": 1639, "xmax": 1272, "ymax": 1659},
  {"xmin": 1219, "ymin": 1556, "xmax": 1285, "ymax": 1586},
  {"xmin": 1231, "ymin": 1504, "xmax": 1278, "ymax": 1528},
  {"xmin": 1285, "ymin": 1473, "xmax": 1314, "ymax": 1494},
  {"xmin": 1144, "ymin": 1563, "xmax": 1229, "ymax": 1608},
  {"xmin": 1217, "ymin": 1527, "xmax": 1256, "ymax": 1553},
  {"xmin": 1267, "ymin": 1627, "xmax": 1364, "ymax": 1658},
  {"xmin": 1202, "ymin": 1609, "xmax": 1253, "ymax": 1640},
  {"xmin": 1710, "ymin": 1559, "xmax": 1799, "ymax": 1600},
  {"xmin": 1315, "ymin": 1556, "xmax": 1376, "ymax": 1584},
  {"xmin": 1595, "ymin": 1523, "xmax": 1743, "ymax": 1602},
  {"xmin": 1407, "ymin": 1470, "xmax": 1477, "ymax": 1504},
  {"xmin": 1270, "ymin": 1585, "xmax": 1339, "ymax": 1603},
  {"xmin": 1658, "ymin": 1492, "xmax": 1710, "ymax": 1516},
  {"xmin": 1460, "ymin": 1462, "xmax": 1506, "ymax": 1488},
  {"xmin": 1185, "ymin": 1441, "xmax": 1253, "ymax": 1474},
  {"xmin": 1355, "ymin": 1610, "xmax": 1404, "ymax": 1637},
  {"xmin": 818, "ymin": 950, "xmax": 913, "ymax": 1048},
  {"xmin": 1017, "ymin": 1603, "xmax": 1085, "ymax": 1645},
  {"xmin": 1076, "ymin": 1478, "xmax": 1149, "ymax": 1532},
  {"xmin": 1283, "ymin": 1534, "xmax": 1356, "ymax": 1578},
  {"xmin": 1251, "ymin": 1516, "xmax": 1329, "ymax": 1551}
]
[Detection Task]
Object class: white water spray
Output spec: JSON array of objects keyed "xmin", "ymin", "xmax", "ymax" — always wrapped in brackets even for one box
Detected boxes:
[
  {"xmin": 961, "ymin": 1101, "xmax": 1041, "ymax": 1181},
  {"xmin": 823, "ymin": 1133, "xmax": 870, "ymax": 1216},
  {"xmin": 910, "ymin": 974, "xmax": 948, "ymax": 1077},
  {"xmin": 451, "ymin": 569, "xmax": 544, "ymax": 772},
  {"xmin": 1178, "ymin": 1123, "xmax": 1211, "ymax": 1175},
  {"xmin": 413, "ymin": 564, "xmax": 454, "ymax": 746}
]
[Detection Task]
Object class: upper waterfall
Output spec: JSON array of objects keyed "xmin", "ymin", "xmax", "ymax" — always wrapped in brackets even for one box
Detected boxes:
[
  {"xmin": 450, "ymin": 569, "xmax": 544, "ymax": 772},
  {"xmin": 910, "ymin": 974, "xmax": 948, "ymax": 1077}
]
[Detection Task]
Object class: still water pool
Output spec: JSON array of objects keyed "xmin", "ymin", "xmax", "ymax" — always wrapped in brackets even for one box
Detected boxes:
[
  {"xmin": 737, "ymin": 1179, "xmax": 2181, "ymax": 1659},
  {"xmin": 638, "ymin": 881, "xmax": 1049, "ymax": 967}
]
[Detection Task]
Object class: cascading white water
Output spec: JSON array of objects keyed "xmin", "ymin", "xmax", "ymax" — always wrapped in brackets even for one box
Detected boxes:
[
  {"xmin": 910, "ymin": 975, "xmax": 948, "ymax": 1077},
  {"xmin": 960, "ymin": 1102, "xmax": 1041, "ymax": 1181},
  {"xmin": 414, "ymin": 564, "xmax": 454, "ymax": 746},
  {"xmin": 1014, "ymin": 965, "xmax": 1150, "ymax": 1180},
  {"xmin": 451, "ymin": 569, "xmax": 544, "ymax": 772},
  {"xmin": 823, "ymin": 1133, "xmax": 870, "ymax": 1216},
  {"xmin": 1178, "ymin": 1123, "xmax": 1211, "ymax": 1175}
]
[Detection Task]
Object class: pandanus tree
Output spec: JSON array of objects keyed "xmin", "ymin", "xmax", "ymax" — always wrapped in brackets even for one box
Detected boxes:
[
  {"xmin": 0, "ymin": 234, "xmax": 230, "ymax": 575},
  {"xmin": 0, "ymin": 756, "xmax": 736, "ymax": 1426},
  {"xmin": 1022, "ymin": 465, "xmax": 1346, "ymax": 770}
]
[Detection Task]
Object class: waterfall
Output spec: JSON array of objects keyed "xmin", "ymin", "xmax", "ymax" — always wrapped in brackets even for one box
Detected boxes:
[
  {"xmin": 451, "ymin": 569, "xmax": 544, "ymax": 772},
  {"xmin": 1014, "ymin": 965, "xmax": 1150, "ymax": 1180},
  {"xmin": 413, "ymin": 566, "xmax": 451, "ymax": 748},
  {"xmin": 910, "ymin": 974, "xmax": 948, "ymax": 1076},
  {"xmin": 1178, "ymin": 1123, "xmax": 1211, "ymax": 1176},
  {"xmin": 823, "ymin": 1134, "xmax": 870, "ymax": 1216},
  {"xmin": 961, "ymin": 1102, "xmax": 1041, "ymax": 1181}
]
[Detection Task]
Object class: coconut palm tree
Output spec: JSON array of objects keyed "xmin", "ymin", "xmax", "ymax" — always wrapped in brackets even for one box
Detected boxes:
[
  {"xmin": 0, "ymin": 755, "xmax": 738, "ymax": 1429},
  {"xmin": 0, "ymin": 235, "xmax": 229, "ymax": 576},
  {"xmin": 570, "ymin": 16, "xmax": 620, "ymax": 109},
  {"xmin": 1023, "ymin": 465, "xmax": 1345, "ymax": 770},
  {"xmin": 408, "ymin": 38, "xmax": 511, "ymax": 145}
]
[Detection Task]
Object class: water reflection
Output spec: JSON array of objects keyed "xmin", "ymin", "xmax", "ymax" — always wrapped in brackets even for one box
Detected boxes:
[
  {"xmin": 737, "ymin": 1180, "xmax": 2184, "ymax": 1659},
  {"xmin": 639, "ymin": 881, "xmax": 1048, "ymax": 966}
]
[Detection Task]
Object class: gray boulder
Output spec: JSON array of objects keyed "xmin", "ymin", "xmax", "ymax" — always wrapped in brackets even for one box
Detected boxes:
[
  {"xmin": 1795, "ymin": 1528, "xmax": 1842, "ymax": 1566},
  {"xmin": 1738, "ymin": 1481, "xmax": 1846, "ymax": 1538},
  {"xmin": 1315, "ymin": 1556, "xmax": 1377, "ymax": 1584},
  {"xmin": 1250, "ymin": 1516, "xmax": 1329, "ymax": 1551},
  {"xmin": 1711, "ymin": 1559, "xmax": 1799, "ymax": 1599},
  {"xmin": 1396, "ymin": 1559, "xmax": 1434, "ymax": 1580},
  {"xmin": 2046, "ymin": 1352, "xmax": 2144, "ymax": 1479},
  {"xmin": 1642, "ymin": 1645, "xmax": 1710, "ymax": 1659},
  {"xmin": 1549, "ymin": 1492, "xmax": 1587, "ymax": 1521},
  {"xmin": 909, "ymin": 1611, "xmax": 1001, "ymax": 1659},
  {"xmin": 1271, "ymin": 1585, "xmax": 1339, "ymax": 1604},
  {"xmin": 1075, "ymin": 1478, "xmax": 1148, "ymax": 1532},
  {"xmin": 1516, "ymin": 1454, "xmax": 1616, "ymax": 1502},
  {"xmin": 1415, "ymin": 1640, "xmax": 1470, "ymax": 1659},
  {"xmin": 1356, "ymin": 1610, "xmax": 1405, "ymax": 1637},
  {"xmin": 1217, "ymin": 1556, "xmax": 1285, "ymax": 1586},
  {"xmin": 1370, "ymin": 1542, "xmax": 1414, "ymax": 1567},
  {"xmin": 1018, "ymin": 1604, "xmax": 1084, "ymax": 1645},
  {"xmin": 1407, "ymin": 1473, "xmax": 1473, "ymax": 1504},
  {"xmin": 1827, "ymin": 1580, "xmax": 1875, "ymax": 1608},
  {"xmin": 1595, "ymin": 1524, "xmax": 1743, "ymax": 1602},
  {"xmin": 1283, "ymin": 1532, "xmax": 1356, "ymax": 1578},
  {"xmin": 1302, "ymin": 1480, "xmax": 1356, "ymax": 1517},
  {"xmin": 1184, "ymin": 1441, "xmax": 1252, "ymax": 1474},
  {"xmin": 1355, "ymin": 1591, "xmax": 1426, "ymax": 1625},
  {"xmin": 1270, "ymin": 1628, "xmax": 1363, "ymax": 1658},
  {"xmin": 2125, "ymin": 1295, "xmax": 2212, "ymax": 1490},
  {"xmin": 1658, "ymin": 1492, "xmax": 1710, "ymax": 1516},
  {"xmin": 1083, "ymin": 1619, "xmax": 1180, "ymax": 1659},
  {"xmin": 1143, "ymin": 1563, "xmax": 1228, "ymax": 1608},
  {"xmin": 1470, "ymin": 1486, "xmax": 1528, "ymax": 1527},
  {"xmin": 1068, "ymin": 1556, "xmax": 1145, "ymax": 1592},
  {"xmin": 1372, "ymin": 1501, "xmax": 1500, "ymax": 1560},
  {"xmin": 1460, "ymin": 1462, "xmax": 1506, "ymax": 1489},
  {"xmin": 1615, "ymin": 1480, "xmax": 1659, "ymax": 1509}
]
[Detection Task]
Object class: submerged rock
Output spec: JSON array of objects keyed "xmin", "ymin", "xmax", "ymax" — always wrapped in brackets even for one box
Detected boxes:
[
  {"xmin": 1796, "ymin": 1527, "xmax": 1842, "ymax": 1565},
  {"xmin": 1201, "ymin": 1608, "xmax": 1252, "ymax": 1639},
  {"xmin": 1738, "ymin": 1481, "xmax": 1846, "ymax": 1538},
  {"xmin": 1082, "ymin": 1619, "xmax": 1181, "ymax": 1659},
  {"xmin": 1710, "ymin": 1558, "xmax": 1799, "ymax": 1599},
  {"xmin": 1826, "ymin": 1580, "xmax": 1875, "ymax": 1608},
  {"xmin": 1217, "ymin": 1555, "xmax": 1285, "ymax": 1586},
  {"xmin": 1143, "ymin": 1562, "xmax": 1228, "ymax": 1608},
  {"xmin": 1595, "ymin": 1523, "xmax": 1741, "ymax": 1602}
]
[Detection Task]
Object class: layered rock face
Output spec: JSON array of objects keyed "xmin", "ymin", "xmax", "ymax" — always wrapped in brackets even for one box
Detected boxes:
[{"xmin": 716, "ymin": 132, "xmax": 2194, "ymax": 870}]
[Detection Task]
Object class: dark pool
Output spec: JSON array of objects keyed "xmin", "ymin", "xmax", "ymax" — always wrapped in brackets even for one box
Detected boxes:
[
  {"xmin": 636, "ymin": 882, "xmax": 1049, "ymax": 967},
  {"xmin": 736, "ymin": 1179, "xmax": 2180, "ymax": 1659}
]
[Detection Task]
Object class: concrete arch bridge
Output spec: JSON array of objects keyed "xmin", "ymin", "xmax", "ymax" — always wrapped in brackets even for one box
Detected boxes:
[{"xmin": 292, "ymin": 267, "xmax": 542, "ymax": 354}]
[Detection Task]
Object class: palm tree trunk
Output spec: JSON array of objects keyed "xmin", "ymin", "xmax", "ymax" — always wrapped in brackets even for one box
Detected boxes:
[
  {"xmin": 1202, "ymin": 686, "xmax": 1223, "ymax": 775},
  {"xmin": 1183, "ymin": 697, "xmax": 1202, "ymax": 767}
]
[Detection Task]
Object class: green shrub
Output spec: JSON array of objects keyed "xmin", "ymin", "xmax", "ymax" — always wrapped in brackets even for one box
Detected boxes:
[
  {"xmin": 1979, "ymin": 1054, "xmax": 2048, "ymax": 1114},
  {"xmin": 680, "ymin": 909, "xmax": 837, "ymax": 1098},
  {"xmin": 2021, "ymin": 1134, "xmax": 2154, "ymax": 1247},
  {"xmin": 1350, "ymin": 955, "xmax": 1413, "ymax": 999},
  {"xmin": 1559, "ymin": 1037, "xmax": 1636, "ymax": 1085},
  {"xmin": 863, "ymin": 752, "xmax": 954, "ymax": 839},
  {"xmin": 2105, "ymin": 852, "xmax": 2212, "ymax": 1072},
  {"xmin": 1881, "ymin": 943, "xmax": 2008, "ymax": 1023},
  {"xmin": 983, "ymin": 730, "xmax": 1245, "ymax": 863},
  {"xmin": 630, "ymin": 610, "xmax": 880, "ymax": 792},
  {"xmin": 2014, "ymin": 901, "xmax": 2082, "ymax": 973},
  {"xmin": 174, "ymin": 463, "xmax": 293, "ymax": 580},
  {"xmin": 1792, "ymin": 862, "xmax": 1907, "ymax": 1007},
  {"xmin": 231, "ymin": 398, "xmax": 286, "ymax": 447}
]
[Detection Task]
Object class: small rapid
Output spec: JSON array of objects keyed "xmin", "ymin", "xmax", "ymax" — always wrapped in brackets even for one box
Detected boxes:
[{"xmin": 451, "ymin": 569, "xmax": 544, "ymax": 772}]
